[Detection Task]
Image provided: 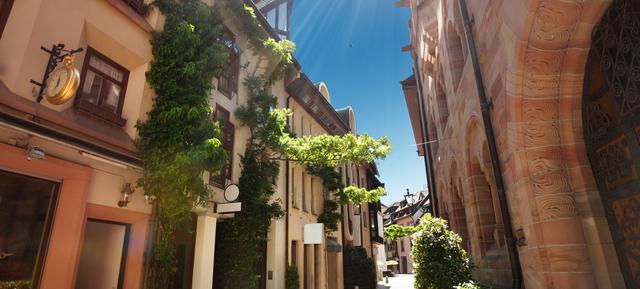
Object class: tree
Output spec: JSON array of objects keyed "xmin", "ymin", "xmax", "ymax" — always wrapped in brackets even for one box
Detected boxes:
[
  {"xmin": 343, "ymin": 246, "xmax": 377, "ymax": 289},
  {"xmin": 285, "ymin": 264, "xmax": 300, "ymax": 289},
  {"xmin": 412, "ymin": 214, "xmax": 472, "ymax": 289}
]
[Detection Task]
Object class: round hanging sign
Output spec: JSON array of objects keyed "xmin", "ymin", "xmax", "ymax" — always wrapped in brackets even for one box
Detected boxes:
[{"xmin": 223, "ymin": 184, "xmax": 240, "ymax": 203}]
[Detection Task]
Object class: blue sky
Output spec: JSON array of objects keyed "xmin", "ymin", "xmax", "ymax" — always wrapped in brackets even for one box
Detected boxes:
[{"xmin": 290, "ymin": 0, "xmax": 427, "ymax": 205}]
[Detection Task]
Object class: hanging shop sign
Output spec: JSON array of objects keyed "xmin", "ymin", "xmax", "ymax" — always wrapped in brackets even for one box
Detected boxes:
[
  {"xmin": 215, "ymin": 184, "xmax": 242, "ymax": 214},
  {"xmin": 30, "ymin": 43, "xmax": 83, "ymax": 105}
]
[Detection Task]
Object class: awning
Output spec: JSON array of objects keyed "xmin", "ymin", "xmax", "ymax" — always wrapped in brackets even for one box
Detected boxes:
[
  {"xmin": 327, "ymin": 239, "xmax": 342, "ymax": 252},
  {"xmin": 386, "ymin": 260, "xmax": 399, "ymax": 266}
]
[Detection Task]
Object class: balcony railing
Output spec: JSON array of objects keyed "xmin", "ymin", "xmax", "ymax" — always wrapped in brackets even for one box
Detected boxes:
[{"xmin": 122, "ymin": 0, "xmax": 148, "ymax": 16}]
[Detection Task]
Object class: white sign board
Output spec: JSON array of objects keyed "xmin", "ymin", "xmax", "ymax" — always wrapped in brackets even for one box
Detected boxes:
[
  {"xmin": 304, "ymin": 223, "xmax": 324, "ymax": 244},
  {"xmin": 216, "ymin": 202, "xmax": 241, "ymax": 214}
]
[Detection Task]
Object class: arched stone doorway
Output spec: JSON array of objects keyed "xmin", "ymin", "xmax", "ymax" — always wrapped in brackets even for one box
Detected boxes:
[
  {"xmin": 583, "ymin": 0, "xmax": 640, "ymax": 287},
  {"xmin": 514, "ymin": 0, "xmax": 626, "ymax": 287}
]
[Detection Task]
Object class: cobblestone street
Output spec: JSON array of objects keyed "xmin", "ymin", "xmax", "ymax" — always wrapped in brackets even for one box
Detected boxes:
[{"xmin": 377, "ymin": 274, "xmax": 415, "ymax": 289}]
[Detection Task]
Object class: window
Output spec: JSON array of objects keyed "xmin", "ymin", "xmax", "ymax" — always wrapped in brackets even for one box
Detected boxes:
[
  {"xmin": 291, "ymin": 240, "xmax": 298, "ymax": 265},
  {"xmin": 400, "ymin": 239, "xmax": 405, "ymax": 252},
  {"xmin": 217, "ymin": 28, "xmax": 240, "ymax": 99},
  {"xmin": 302, "ymin": 172, "xmax": 307, "ymax": 212},
  {"xmin": 0, "ymin": 0, "xmax": 14, "ymax": 39},
  {"xmin": 76, "ymin": 48, "xmax": 129, "ymax": 126},
  {"xmin": 210, "ymin": 105, "xmax": 234, "ymax": 187},
  {"xmin": 260, "ymin": 1, "xmax": 289, "ymax": 39},
  {"xmin": 292, "ymin": 168, "xmax": 298, "ymax": 208},
  {"xmin": 266, "ymin": 9, "xmax": 276, "ymax": 28},
  {"xmin": 277, "ymin": 2, "xmax": 287, "ymax": 31},
  {"xmin": 362, "ymin": 209, "xmax": 368, "ymax": 227},
  {"xmin": 0, "ymin": 170, "xmax": 59, "ymax": 288}
]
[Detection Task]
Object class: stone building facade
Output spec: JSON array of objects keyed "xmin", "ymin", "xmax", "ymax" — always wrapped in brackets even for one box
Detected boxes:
[{"xmin": 400, "ymin": 0, "xmax": 639, "ymax": 288}]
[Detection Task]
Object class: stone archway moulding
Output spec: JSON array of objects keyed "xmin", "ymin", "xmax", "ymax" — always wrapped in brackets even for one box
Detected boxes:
[{"xmin": 513, "ymin": 0, "xmax": 616, "ymax": 288}]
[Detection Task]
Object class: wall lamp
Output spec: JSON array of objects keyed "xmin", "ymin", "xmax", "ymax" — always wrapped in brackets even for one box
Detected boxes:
[
  {"xmin": 118, "ymin": 182, "xmax": 134, "ymax": 207},
  {"xmin": 26, "ymin": 145, "xmax": 45, "ymax": 161}
]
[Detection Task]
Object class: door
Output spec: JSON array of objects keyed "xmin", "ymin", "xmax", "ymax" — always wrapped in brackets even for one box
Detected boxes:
[
  {"xmin": 76, "ymin": 220, "xmax": 130, "ymax": 289},
  {"xmin": 0, "ymin": 170, "xmax": 59, "ymax": 288},
  {"xmin": 584, "ymin": 0, "xmax": 640, "ymax": 288},
  {"xmin": 401, "ymin": 256, "xmax": 407, "ymax": 274}
]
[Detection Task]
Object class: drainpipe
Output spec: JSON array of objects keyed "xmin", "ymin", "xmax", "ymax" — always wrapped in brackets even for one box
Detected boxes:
[
  {"xmin": 285, "ymin": 96, "xmax": 292, "ymax": 267},
  {"xmin": 457, "ymin": 0, "xmax": 522, "ymax": 288},
  {"xmin": 412, "ymin": 58, "xmax": 439, "ymax": 217}
]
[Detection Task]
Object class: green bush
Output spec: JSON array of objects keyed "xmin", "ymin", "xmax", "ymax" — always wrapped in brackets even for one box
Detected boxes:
[
  {"xmin": 343, "ymin": 246, "xmax": 377, "ymax": 289},
  {"xmin": 0, "ymin": 280, "xmax": 31, "ymax": 289},
  {"xmin": 285, "ymin": 264, "xmax": 300, "ymax": 289},
  {"xmin": 412, "ymin": 214, "xmax": 471, "ymax": 289}
]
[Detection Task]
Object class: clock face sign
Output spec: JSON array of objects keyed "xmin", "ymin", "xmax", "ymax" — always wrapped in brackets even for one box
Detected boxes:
[
  {"xmin": 46, "ymin": 68, "xmax": 70, "ymax": 97},
  {"xmin": 224, "ymin": 184, "xmax": 240, "ymax": 202},
  {"xmin": 44, "ymin": 56, "xmax": 80, "ymax": 105}
]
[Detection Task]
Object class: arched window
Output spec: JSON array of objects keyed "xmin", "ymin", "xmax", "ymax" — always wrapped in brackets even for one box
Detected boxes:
[
  {"xmin": 436, "ymin": 81, "xmax": 449, "ymax": 130},
  {"xmin": 466, "ymin": 121, "xmax": 500, "ymax": 256},
  {"xmin": 446, "ymin": 22, "xmax": 465, "ymax": 91},
  {"xmin": 448, "ymin": 163, "xmax": 470, "ymax": 253}
]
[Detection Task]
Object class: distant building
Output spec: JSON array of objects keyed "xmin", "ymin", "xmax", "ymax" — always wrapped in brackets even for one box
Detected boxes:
[{"xmin": 383, "ymin": 189, "xmax": 429, "ymax": 274}]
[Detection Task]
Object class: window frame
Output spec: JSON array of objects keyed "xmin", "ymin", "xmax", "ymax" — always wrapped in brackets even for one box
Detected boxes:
[
  {"xmin": 0, "ymin": 0, "xmax": 14, "ymax": 39},
  {"xmin": 217, "ymin": 27, "xmax": 240, "ymax": 99},
  {"xmin": 74, "ymin": 47, "xmax": 129, "ymax": 126},
  {"xmin": 210, "ymin": 104, "xmax": 234, "ymax": 188},
  {"xmin": 302, "ymin": 171, "xmax": 308, "ymax": 212},
  {"xmin": 291, "ymin": 168, "xmax": 298, "ymax": 209}
]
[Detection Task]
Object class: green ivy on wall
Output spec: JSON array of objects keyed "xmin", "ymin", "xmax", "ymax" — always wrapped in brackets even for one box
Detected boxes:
[{"xmin": 136, "ymin": 0, "xmax": 228, "ymax": 287}]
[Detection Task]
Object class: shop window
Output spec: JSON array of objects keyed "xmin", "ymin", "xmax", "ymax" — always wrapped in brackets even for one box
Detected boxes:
[
  {"xmin": 75, "ymin": 48, "xmax": 129, "ymax": 126},
  {"xmin": 217, "ymin": 28, "xmax": 239, "ymax": 99},
  {"xmin": 210, "ymin": 105, "xmax": 235, "ymax": 187},
  {"xmin": 0, "ymin": 170, "xmax": 59, "ymax": 288}
]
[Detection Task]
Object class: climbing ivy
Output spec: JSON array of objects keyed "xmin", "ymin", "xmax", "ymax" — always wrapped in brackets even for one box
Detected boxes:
[
  {"xmin": 214, "ymin": 76, "xmax": 286, "ymax": 289},
  {"xmin": 136, "ymin": 1, "xmax": 228, "ymax": 287}
]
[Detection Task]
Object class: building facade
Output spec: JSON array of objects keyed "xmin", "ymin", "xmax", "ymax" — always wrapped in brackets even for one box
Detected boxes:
[
  {"xmin": 0, "ymin": 0, "xmax": 385, "ymax": 288},
  {"xmin": 0, "ymin": 0, "xmax": 157, "ymax": 288},
  {"xmin": 401, "ymin": 0, "xmax": 638, "ymax": 288}
]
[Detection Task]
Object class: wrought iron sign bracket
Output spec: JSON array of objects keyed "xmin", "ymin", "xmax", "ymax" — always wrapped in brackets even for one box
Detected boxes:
[{"xmin": 30, "ymin": 43, "xmax": 83, "ymax": 103}]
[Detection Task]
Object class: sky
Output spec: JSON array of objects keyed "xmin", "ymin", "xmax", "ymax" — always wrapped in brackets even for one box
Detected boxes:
[{"xmin": 290, "ymin": 0, "xmax": 427, "ymax": 205}]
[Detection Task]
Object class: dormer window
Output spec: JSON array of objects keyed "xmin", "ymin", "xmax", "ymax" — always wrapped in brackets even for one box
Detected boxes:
[{"xmin": 261, "ymin": 0, "xmax": 290, "ymax": 39}]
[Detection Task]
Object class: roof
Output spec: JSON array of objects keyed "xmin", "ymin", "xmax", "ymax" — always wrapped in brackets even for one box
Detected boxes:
[
  {"xmin": 335, "ymin": 107, "xmax": 351, "ymax": 129},
  {"xmin": 286, "ymin": 74, "xmax": 350, "ymax": 135}
]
